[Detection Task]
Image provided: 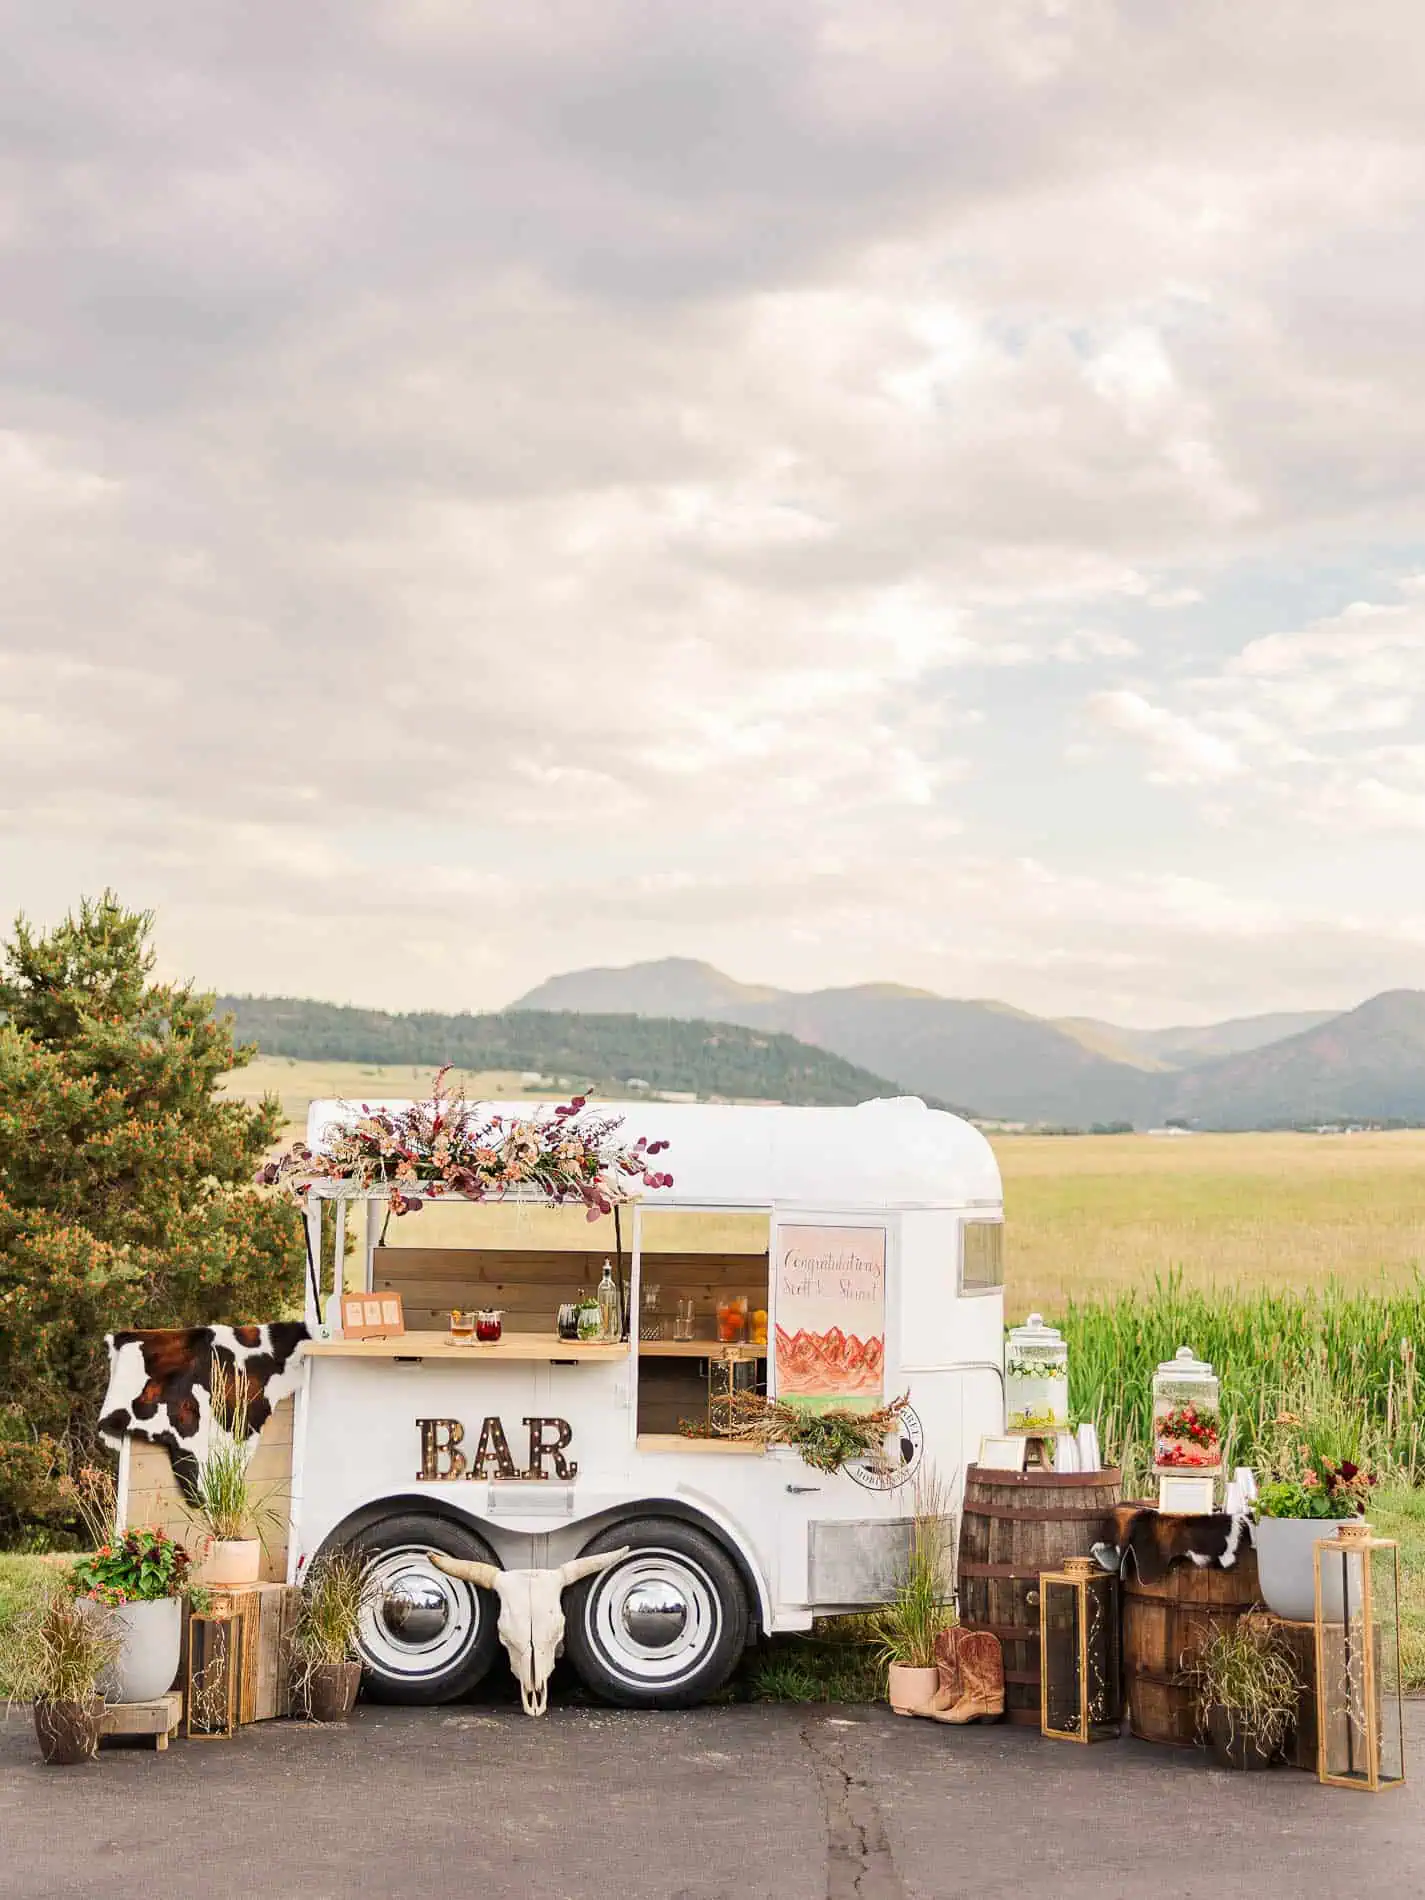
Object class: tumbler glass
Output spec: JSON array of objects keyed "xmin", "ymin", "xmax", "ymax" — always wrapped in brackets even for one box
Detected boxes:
[{"xmin": 674, "ymin": 1298, "xmax": 695, "ymax": 1342}]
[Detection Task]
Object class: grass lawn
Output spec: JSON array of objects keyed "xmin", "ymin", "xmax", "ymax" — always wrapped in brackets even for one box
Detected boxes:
[
  {"xmin": 1374, "ymin": 1488, "xmax": 1425, "ymax": 1692},
  {"xmin": 0, "ymin": 1554, "xmax": 70, "ymax": 1698}
]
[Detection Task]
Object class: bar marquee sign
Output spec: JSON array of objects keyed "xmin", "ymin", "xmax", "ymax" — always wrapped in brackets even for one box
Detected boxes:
[{"xmin": 418, "ymin": 1415, "xmax": 577, "ymax": 1482}]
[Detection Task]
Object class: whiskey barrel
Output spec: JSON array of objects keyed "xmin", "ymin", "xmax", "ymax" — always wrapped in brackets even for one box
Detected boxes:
[
  {"xmin": 956, "ymin": 1465, "xmax": 1122, "ymax": 1726},
  {"xmin": 1122, "ymin": 1545, "xmax": 1262, "ymax": 1744}
]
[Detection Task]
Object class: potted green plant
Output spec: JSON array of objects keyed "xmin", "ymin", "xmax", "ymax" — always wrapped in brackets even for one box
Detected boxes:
[
  {"xmin": 1184, "ymin": 1617, "xmax": 1301, "ymax": 1771},
  {"xmin": 70, "ymin": 1525, "xmax": 197, "ymax": 1703},
  {"xmin": 870, "ymin": 1472, "xmax": 954, "ymax": 1715},
  {"xmin": 1253, "ymin": 1413, "xmax": 1376, "ymax": 1623},
  {"xmin": 189, "ymin": 1357, "xmax": 284, "ymax": 1586},
  {"xmin": 61, "ymin": 1466, "xmax": 197, "ymax": 1704},
  {"xmin": 0, "ymin": 1582, "xmax": 122, "ymax": 1765},
  {"xmin": 289, "ymin": 1548, "xmax": 375, "ymax": 1722}
]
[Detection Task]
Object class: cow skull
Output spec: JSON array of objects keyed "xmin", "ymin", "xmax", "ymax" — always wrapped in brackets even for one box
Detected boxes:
[{"xmin": 427, "ymin": 1547, "xmax": 630, "ymax": 1715}]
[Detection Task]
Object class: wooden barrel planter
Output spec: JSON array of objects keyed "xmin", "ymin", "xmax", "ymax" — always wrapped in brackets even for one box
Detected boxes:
[
  {"xmin": 956, "ymin": 1465, "xmax": 1122, "ymax": 1727},
  {"xmin": 1121, "ymin": 1544, "xmax": 1262, "ymax": 1745}
]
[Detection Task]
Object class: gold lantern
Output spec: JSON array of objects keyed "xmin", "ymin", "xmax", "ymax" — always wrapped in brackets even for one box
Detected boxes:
[
  {"xmin": 1313, "ymin": 1523, "xmax": 1405, "ymax": 1793},
  {"xmin": 185, "ymin": 1606, "xmax": 243, "ymax": 1740},
  {"xmin": 1040, "ymin": 1556, "xmax": 1122, "ymax": 1744}
]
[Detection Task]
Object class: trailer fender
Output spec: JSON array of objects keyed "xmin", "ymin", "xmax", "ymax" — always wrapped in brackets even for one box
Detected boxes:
[{"xmin": 300, "ymin": 1490, "xmax": 770, "ymax": 1636}]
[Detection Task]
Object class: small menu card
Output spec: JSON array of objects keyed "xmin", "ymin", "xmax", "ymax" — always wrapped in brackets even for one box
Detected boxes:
[{"xmin": 339, "ymin": 1292, "xmax": 405, "ymax": 1339}]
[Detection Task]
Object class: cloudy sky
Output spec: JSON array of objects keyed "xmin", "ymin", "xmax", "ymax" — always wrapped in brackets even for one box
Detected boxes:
[{"xmin": 3, "ymin": 3, "xmax": 1423, "ymax": 1025}]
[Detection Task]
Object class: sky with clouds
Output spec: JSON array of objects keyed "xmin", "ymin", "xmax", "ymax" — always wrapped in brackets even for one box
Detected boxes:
[{"xmin": 3, "ymin": 2, "xmax": 1423, "ymax": 1025}]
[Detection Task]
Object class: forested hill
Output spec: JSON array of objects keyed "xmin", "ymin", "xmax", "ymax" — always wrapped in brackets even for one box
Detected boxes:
[{"xmin": 215, "ymin": 995, "xmax": 960, "ymax": 1110}]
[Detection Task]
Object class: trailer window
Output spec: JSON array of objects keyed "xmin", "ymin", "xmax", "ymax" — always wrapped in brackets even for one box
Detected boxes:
[
  {"xmin": 959, "ymin": 1219, "xmax": 1003, "ymax": 1295},
  {"xmin": 634, "ymin": 1208, "xmax": 770, "ymax": 1444}
]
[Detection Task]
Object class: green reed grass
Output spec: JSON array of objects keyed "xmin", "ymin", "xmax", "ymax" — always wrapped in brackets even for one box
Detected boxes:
[{"xmin": 1055, "ymin": 1271, "xmax": 1425, "ymax": 1494}]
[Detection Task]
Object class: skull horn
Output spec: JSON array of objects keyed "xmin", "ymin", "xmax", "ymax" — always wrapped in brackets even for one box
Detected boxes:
[
  {"xmin": 559, "ymin": 1545, "xmax": 631, "ymax": 1587},
  {"xmin": 428, "ymin": 1551, "xmax": 501, "ymax": 1590}
]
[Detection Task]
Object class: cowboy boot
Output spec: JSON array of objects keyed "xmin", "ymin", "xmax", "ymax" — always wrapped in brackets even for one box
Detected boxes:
[
  {"xmin": 913, "ymin": 1626, "xmax": 965, "ymax": 1717},
  {"xmin": 927, "ymin": 1631, "xmax": 1005, "ymax": 1724}
]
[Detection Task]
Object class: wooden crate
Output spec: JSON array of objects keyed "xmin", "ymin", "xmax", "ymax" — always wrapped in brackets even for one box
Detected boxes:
[
  {"xmin": 182, "ymin": 1583, "xmax": 302, "ymax": 1723},
  {"xmin": 1262, "ymin": 1617, "xmax": 1320, "ymax": 1771},
  {"xmin": 100, "ymin": 1690, "xmax": 182, "ymax": 1752}
]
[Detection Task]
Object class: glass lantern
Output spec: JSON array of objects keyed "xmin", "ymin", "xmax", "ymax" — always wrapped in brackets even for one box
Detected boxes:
[
  {"xmin": 1314, "ymin": 1524, "xmax": 1406, "ymax": 1793},
  {"xmin": 1040, "ymin": 1556, "xmax": 1122, "ymax": 1744},
  {"xmin": 708, "ymin": 1350, "xmax": 759, "ymax": 1435},
  {"xmin": 1152, "ymin": 1345, "xmax": 1223, "ymax": 1475},
  {"xmin": 185, "ymin": 1606, "xmax": 242, "ymax": 1740},
  {"xmin": 1005, "ymin": 1314, "xmax": 1069, "ymax": 1435}
]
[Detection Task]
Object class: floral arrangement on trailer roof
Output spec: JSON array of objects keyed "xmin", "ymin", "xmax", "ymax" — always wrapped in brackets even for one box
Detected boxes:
[{"xmin": 258, "ymin": 1065, "xmax": 672, "ymax": 1218}]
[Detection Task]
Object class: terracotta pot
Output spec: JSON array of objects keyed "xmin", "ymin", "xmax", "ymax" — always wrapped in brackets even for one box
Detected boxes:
[
  {"xmin": 34, "ymin": 1697, "xmax": 104, "ymax": 1766},
  {"xmin": 1205, "ymin": 1704, "xmax": 1280, "ymax": 1772},
  {"xmin": 1255, "ymin": 1516, "xmax": 1361, "ymax": 1623},
  {"xmin": 199, "ymin": 1539, "xmax": 261, "ymax": 1587},
  {"xmin": 94, "ymin": 1597, "xmax": 182, "ymax": 1704},
  {"xmin": 887, "ymin": 1663, "xmax": 939, "ymax": 1717},
  {"xmin": 304, "ymin": 1660, "xmax": 361, "ymax": 1722}
]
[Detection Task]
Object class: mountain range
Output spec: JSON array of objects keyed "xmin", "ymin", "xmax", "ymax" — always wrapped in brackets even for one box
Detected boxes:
[
  {"xmin": 513, "ymin": 960, "xmax": 1425, "ymax": 1129},
  {"xmin": 216, "ymin": 995, "xmax": 952, "ymax": 1112}
]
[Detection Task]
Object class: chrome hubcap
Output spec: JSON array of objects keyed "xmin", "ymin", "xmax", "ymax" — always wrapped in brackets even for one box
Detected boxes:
[
  {"xmin": 619, "ymin": 1579, "xmax": 690, "ymax": 1649},
  {"xmin": 587, "ymin": 1549, "xmax": 721, "ymax": 1688},
  {"xmin": 358, "ymin": 1547, "xmax": 477, "ymax": 1682},
  {"xmin": 382, "ymin": 1576, "xmax": 451, "ymax": 1647}
]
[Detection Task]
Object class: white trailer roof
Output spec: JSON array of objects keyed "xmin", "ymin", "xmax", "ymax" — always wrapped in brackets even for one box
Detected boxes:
[{"xmin": 304, "ymin": 1095, "xmax": 1002, "ymax": 1212}]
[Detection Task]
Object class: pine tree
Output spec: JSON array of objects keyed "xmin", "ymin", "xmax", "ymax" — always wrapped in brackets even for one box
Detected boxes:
[{"xmin": 0, "ymin": 893, "xmax": 304, "ymax": 1538}]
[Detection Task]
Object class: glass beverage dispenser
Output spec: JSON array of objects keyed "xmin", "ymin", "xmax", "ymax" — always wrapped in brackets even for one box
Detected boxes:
[
  {"xmin": 1152, "ymin": 1346, "xmax": 1223, "ymax": 1474},
  {"xmin": 1005, "ymin": 1314, "xmax": 1069, "ymax": 1435}
]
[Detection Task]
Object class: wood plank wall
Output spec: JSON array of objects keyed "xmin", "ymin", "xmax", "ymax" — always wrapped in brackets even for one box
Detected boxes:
[
  {"xmin": 122, "ymin": 1400, "xmax": 294, "ymax": 1583},
  {"xmin": 373, "ymin": 1247, "xmax": 770, "ymax": 1337}
]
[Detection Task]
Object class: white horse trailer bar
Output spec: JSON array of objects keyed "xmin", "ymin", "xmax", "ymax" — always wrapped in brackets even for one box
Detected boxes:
[{"xmin": 287, "ymin": 1096, "xmax": 1005, "ymax": 1709}]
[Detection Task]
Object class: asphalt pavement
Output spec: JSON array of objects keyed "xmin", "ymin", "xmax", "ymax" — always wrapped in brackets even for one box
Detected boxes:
[{"xmin": 2, "ymin": 1701, "xmax": 1421, "ymax": 1900}]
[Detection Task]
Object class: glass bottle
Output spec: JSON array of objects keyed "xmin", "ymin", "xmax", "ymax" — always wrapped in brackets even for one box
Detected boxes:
[{"xmin": 597, "ymin": 1260, "xmax": 621, "ymax": 1341}]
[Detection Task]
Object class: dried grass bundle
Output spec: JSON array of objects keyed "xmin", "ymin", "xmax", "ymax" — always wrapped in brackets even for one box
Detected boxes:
[{"xmin": 684, "ymin": 1390, "xmax": 910, "ymax": 1475}]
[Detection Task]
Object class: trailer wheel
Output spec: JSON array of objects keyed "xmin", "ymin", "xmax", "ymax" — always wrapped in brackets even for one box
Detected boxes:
[
  {"xmin": 345, "ymin": 1512, "xmax": 502, "ymax": 1705},
  {"xmin": 563, "ymin": 1518, "xmax": 750, "ymax": 1709}
]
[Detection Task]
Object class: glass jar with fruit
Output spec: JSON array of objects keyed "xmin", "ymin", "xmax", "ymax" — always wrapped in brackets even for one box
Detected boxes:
[{"xmin": 1152, "ymin": 1346, "xmax": 1223, "ymax": 1473}]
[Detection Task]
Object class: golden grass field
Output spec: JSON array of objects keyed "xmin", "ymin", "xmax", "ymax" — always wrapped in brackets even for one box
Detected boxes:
[
  {"xmin": 223, "ymin": 1056, "xmax": 539, "ymax": 1135},
  {"xmin": 994, "ymin": 1129, "xmax": 1425, "ymax": 1312},
  {"xmin": 225, "ymin": 1061, "xmax": 1425, "ymax": 1308}
]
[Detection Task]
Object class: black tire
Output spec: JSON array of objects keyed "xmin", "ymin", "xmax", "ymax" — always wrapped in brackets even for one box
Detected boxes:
[
  {"xmin": 343, "ymin": 1511, "xmax": 502, "ymax": 1705},
  {"xmin": 562, "ymin": 1517, "xmax": 750, "ymax": 1709}
]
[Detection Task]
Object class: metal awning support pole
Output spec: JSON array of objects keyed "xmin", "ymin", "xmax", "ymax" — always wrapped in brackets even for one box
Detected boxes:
[
  {"xmin": 333, "ymin": 1196, "xmax": 348, "ymax": 1311},
  {"xmin": 365, "ymin": 1197, "xmax": 382, "ymax": 1294},
  {"xmin": 303, "ymin": 1201, "xmax": 323, "ymax": 1331}
]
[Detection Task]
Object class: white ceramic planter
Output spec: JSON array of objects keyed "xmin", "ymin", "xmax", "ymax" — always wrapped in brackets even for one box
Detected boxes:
[
  {"xmin": 96, "ymin": 1598, "xmax": 182, "ymax": 1704},
  {"xmin": 1254, "ymin": 1516, "xmax": 1362, "ymax": 1623},
  {"xmin": 199, "ymin": 1538, "xmax": 261, "ymax": 1587},
  {"xmin": 887, "ymin": 1663, "xmax": 939, "ymax": 1717}
]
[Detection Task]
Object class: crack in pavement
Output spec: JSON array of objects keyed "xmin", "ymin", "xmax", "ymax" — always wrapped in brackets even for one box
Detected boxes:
[{"xmin": 801, "ymin": 1721, "xmax": 907, "ymax": 1900}]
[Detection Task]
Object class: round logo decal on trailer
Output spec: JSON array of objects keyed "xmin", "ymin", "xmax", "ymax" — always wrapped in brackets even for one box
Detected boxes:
[{"xmin": 845, "ymin": 1403, "xmax": 924, "ymax": 1491}]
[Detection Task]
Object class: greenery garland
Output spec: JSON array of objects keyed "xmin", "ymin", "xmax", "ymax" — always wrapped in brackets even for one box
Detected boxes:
[{"xmin": 681, "ymin": 1391, "xmax": 909, "ymax": 1474}]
